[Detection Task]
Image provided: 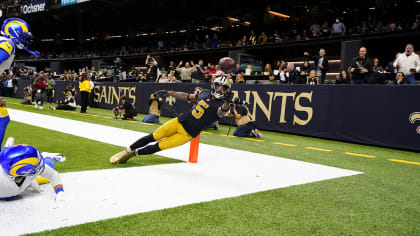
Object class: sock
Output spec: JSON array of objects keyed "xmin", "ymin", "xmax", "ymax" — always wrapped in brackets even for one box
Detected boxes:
[
  {"xmin": 135, "ymin": 143, "xmax": 161, "ymax": 155},
  {"xmin": 130, "ymin": 133, "xmax": 155, "ymax": 150}
]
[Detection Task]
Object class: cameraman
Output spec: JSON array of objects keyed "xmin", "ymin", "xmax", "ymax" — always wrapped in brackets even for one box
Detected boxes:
[
  {"xmin": 113, "ymin": 96, "xmax": 137, "ymax": 120},
  {"xmin": 21, "ymin": 85, "xmax": 32, "ymax": 105},
  {"xmin": 229, "ymin": 98, "xmax": 263, "ymax": 137},
  {"xmin": 50, "ymin": 91, "xmax": 76, "ymax": 111},
  {"xmin": 142, "ymin": 92, "xmax": 162, "ymax": 123}
]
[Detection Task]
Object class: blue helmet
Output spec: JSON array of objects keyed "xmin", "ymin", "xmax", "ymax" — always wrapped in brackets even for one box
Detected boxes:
[
  {"xmin": 0, "ymin": 145, "xmax": 45, "ymax": 178},
  {"xmin": 1, "ymin": 18, "xmax": 39, "ymax": 57}
]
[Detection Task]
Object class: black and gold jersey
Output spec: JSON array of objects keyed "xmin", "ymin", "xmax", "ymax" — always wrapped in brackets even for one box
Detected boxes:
[{"xmin": 178, "ymin": 89, "xmax": 223, "ymax": 137}]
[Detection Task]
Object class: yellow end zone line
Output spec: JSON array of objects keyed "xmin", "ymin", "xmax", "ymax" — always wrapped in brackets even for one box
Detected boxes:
[
  {"xmin": 242, "ymin": 138, "xmax": 264, "ymax": 142},
  {"xmin": 388, "ymin": 159, "xmax": 420, "ymax": 166},
  {"xmin": 344, "ymin": 152, "xmax": 375, "ymax": 158},
  {"xmin": 201, "ymin": 131, "xmax": 213, "ymax": 134},
  {"xmin": 272, "ymin": 142, "xmax": 297, "ymax": 147},
  {"xmin": 218, "ymin": 134, "xmax": 236, "ymax": 138},
  {"xmin": 305, "ymin": 147, "xmax": 333, "ymax": 152}
]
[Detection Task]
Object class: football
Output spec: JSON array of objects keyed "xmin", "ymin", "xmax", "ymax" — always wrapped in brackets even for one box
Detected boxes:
[{"xmin": 218, "ymin": 57, "xmax": 236, "ymax": 73}]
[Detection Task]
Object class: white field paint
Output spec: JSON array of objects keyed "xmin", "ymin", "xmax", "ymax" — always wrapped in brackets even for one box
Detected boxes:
[{"xmin": 0, "ymin": 109, "xmax": 362, "ymax": 236}]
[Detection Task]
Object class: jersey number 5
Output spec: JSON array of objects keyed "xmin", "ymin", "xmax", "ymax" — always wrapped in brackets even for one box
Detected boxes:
[{"xmin": 192, "ymin": 100, "xmax": 209, "ymax": 119}]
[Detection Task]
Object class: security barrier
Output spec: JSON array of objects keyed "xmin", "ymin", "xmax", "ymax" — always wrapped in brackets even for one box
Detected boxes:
[{"xmin": 15, "ymin": 80, "xmax": 420, "ymax": 151}]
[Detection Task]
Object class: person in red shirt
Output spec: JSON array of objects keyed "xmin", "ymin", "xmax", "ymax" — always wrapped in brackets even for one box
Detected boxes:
[{"xmin": 32, "ymin": 71, "xmax": 47, "ymax": 109}]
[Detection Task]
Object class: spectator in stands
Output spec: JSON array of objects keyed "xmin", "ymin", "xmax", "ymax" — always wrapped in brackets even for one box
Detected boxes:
[
  {"xmin": 33, "ymin": 71, "xmax": 47, "ymax": 109},
  {"xmin": 248, "ymin": 30, "xmax": 257, "ymax": 45},
  {"xmin": 386, "ymin": 53, "xmax": 401, "ymax": 73},
  {"xmin": 50, "ymin": 91, "xmax": 76, "ymax": 111},
  {"xmin": 167, "ymin": 74, "xmax": 181, "ymax": 83},
  {"xmin": 300, "ymin": 61, "xmax": 310, "ymax": 79},
  {"xmin": 393, "ymin": 44, "xmax": 420, "ymax": 84},
  {"xmin": 157, "ymin": 73, "xmax": 169, "ymax": 83},
  {"xmin": 232, "ymin": 63, "xmax": 245, "ymax": 83},
  {"xmin": 176, "ymin": 60, "xmax": 197, "ymax": 83},
  {"xmin": 321, "ymin": 21, "xmax": 330, "ymax": 37},
  {"xmin": 350, "ymin": 47, "xmax": 372, "ymax": 84},
  {"xmin": 335, "ymin": 70, "xmax": 350, "ymax": 84},
  {"xmin": 370, "ymin": 57, "xmax": 384, "ymax": 84},
  {"xmin": 310, "ymin": 22, "xmax": 321, "ymax": 38},
  {"xmin": 191, "ymin": 59, "xmax": 205, "ymax": 83},
  {"xmin": 306, "ymin": 70, "xmax": 319, "ymax": 85},
  {"xmin": 79, "ymin": 73, "xmax": 91, "ymax": 113},
  {"xmin": 331, "ymin": 18, "xmax": 346, "ymax": 36},
  {"xmin": 304, "ymin": 48, "xmax": 329, "ymax": 84},
  {"xmin": 167, "ymin": 61, "xmax": 179, "ymax": 80},
  {"xmin": 388, "ymin": 72, "xmax": 406, "ymax": 85},
  {"xmin": 142, "ymin": 93, "xmax": 162, "ymax": 123},
  {"xmin": 145, "ymin": 55, "xmax": 158, "ymax": 83},
  {"xmin": 228, "ymin": 98, "xmax": 262, "ymax": 138},
  {"xmin": 257, "ymin": 32, "xmax": 268, "ymax": 44},
  {"xmin": 286, "ymin": 63, "xmax": 304, "ymax": 84},
  {"xmin": 211, "ymin": 33, "xmax": 219, "ymax": 48}
]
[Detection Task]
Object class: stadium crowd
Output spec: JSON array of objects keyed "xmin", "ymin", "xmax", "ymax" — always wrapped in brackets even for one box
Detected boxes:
[
  {"xmin": 17, "ymin": 8, "xmax": 420, "ymax": 59},
  {"xmin": 12, "ymin": 42, "xmax": 420, "ymax": 87}
]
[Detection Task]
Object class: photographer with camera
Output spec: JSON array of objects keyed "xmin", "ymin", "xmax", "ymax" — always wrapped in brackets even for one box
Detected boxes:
[
  {"xmin": 142, "ymin": 92, "xmax": 163, "ymax": 123},
  {"xmin": 113, "ymin": 96, "xmax": 137, "ymax": 120},
  {"xmin": 50, "ymin": 91, "xmax": 76, "ymax": 111},
  {"xmin": 21, "ymin": 85, "xmax": 32, "ymax": 105},
  {"xmin": 228, "ymin": 98, "xmax": 263, "ymax": 137}
]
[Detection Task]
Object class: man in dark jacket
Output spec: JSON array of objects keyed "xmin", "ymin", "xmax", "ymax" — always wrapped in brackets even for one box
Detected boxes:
[
  {"xmin": 304, "ymin": 48, "xmax": 329, "ymax": 84},
  {"xmin": 350, "ymin": 47, "xmax": 373, "ymax": 84}
]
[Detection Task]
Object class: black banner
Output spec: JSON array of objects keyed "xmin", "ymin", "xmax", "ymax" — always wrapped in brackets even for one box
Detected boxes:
[{"xmin": 14, "ymin": 80, "xmax": 420, "ymax": 151}]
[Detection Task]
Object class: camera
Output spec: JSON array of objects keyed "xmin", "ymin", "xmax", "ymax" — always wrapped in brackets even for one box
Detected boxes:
[{"xmin": 233, "ymin": 97, "xmax": 248, "ymax": 106}]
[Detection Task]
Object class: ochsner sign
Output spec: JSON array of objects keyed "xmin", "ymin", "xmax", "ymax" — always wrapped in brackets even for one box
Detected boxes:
[{"xmin": 20, "ymin": 0, "xmax": 46, "ymax": 15}]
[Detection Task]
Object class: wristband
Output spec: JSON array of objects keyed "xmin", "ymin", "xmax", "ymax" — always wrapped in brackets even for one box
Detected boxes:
[{"xmin": 55, "ymin": 187, "xmax": 64, "ymax": 194}]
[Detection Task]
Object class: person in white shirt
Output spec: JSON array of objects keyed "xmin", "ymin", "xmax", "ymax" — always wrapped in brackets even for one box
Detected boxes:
[{"xmin": 393, "ymin": 44, "xmax": 420, "ymax": 84}]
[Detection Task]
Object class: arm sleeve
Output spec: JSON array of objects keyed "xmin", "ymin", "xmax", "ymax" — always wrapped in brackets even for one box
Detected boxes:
[
  {"xmin": 0, "ymin": 49, "xmax": 10, "ymax": 65},
  {"xmin": 415, "ymin": 55, "xmax": 420, "ymax": 72},
  {"xmin": 393, "ymin": 55, "xmax": 400, "ymax": 67},
  {"xmin": 40, "ymin": 165, "xmax": 63, "ymax": 193}
]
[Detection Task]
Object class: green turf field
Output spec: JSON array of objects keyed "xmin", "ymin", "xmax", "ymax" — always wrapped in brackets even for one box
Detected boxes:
[{"xmin": 4, "ymin": 98, "xmax": 420, "ymax": 235}]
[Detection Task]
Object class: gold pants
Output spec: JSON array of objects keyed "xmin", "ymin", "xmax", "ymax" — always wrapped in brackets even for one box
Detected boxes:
[{"xmin": 152, "ymin": 118, "xmax": 192, "ymax": 150}]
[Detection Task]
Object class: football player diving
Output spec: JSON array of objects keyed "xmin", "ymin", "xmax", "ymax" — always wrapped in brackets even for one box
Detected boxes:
[
  {"xmin": 110, "ymin": 76, "xmax": 233, "ymax": 164},
  {"xmin": 0, "ymin": 17, "xmax": 39, "ymax": 74},
  {"xmin": 0, "ymin": 138, "xmax": 65, "ymax": 201}
]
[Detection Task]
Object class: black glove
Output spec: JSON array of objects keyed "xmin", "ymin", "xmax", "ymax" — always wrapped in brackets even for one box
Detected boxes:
[{"xmin": 154, "ymin": 90, "xmax": 168, "ymax": 97}]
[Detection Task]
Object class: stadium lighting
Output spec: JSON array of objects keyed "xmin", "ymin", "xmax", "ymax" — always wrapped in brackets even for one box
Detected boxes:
[
  {"xmin": 243, "ymin": 21, "xmax": 251, "ymax": 25},
  {"xmin": 41, "ymin": 39, "xmax": 54, "ymax": 42},
  {"xmin": 268, "ymin": 10, "xmax": 290, "ymax": 18},
  {"xmin": 63, "ymin": 38, "xmax": 75, "ymax": 41},
  {"xmin": 369, "ymin": 7, "xmax": 375, "ymax": 10},
  {"xmin": 227, "ymin": 17, "xmax": 239, "ymax": 22}
]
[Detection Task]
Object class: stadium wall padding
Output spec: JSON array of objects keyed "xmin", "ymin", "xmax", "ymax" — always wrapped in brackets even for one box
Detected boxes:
[{"xmin": 15, "ymin": 80, "xmax": 420, "ymax": 151}]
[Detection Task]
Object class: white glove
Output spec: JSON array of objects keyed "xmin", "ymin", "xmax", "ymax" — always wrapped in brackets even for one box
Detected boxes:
[{"xmin": 56, "ymin": 191, "xmax": 65, "ymax": 202}]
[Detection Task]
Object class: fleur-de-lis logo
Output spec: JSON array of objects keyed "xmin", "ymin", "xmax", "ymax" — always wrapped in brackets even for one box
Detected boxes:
[
  {"xmin": 166, "ymin": 96, "xmax": 176, "ymax": 106},
  {"xmin": 409, "ymin": 112, "xmax": 420, "ymax": 134}
]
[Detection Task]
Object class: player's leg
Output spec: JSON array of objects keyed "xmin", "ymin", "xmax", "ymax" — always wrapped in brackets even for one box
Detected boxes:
[
  {"xmin": 110, "ymin": 118, "xmax": 179, "ymax": 164},
  {"xmin": 122, "ymin": 122, "xmax": 191, "ymax": 162}
]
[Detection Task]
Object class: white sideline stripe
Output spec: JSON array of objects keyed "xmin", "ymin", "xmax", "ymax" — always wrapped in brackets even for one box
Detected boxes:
[{"xmin": 1, "ymin": 109, "xmax": 362, "ymax": 236}]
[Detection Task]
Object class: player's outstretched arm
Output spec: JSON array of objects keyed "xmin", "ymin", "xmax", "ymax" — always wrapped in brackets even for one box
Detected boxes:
[
  {"xmin": 166, "ymin": 91, "xmax": 197, "ymax": 103},
  {"xmin": 41, "ymin": 165, "xmax": 64, "ymax": 199}
]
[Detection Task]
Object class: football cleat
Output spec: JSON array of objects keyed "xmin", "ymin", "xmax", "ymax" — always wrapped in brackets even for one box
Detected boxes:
[{"xmin": 109, "ymin": 148, "xmax": 135, "ymax": 164}]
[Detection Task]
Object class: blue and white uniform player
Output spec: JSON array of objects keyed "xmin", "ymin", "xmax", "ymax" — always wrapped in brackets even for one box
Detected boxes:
[
  {"xmin": 0, "ymin": 140, "xmax": 65, "ymax": 202},
  {"xmin": 0, "ymin": 17, "xmax": 39, "ymax": 75}
]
